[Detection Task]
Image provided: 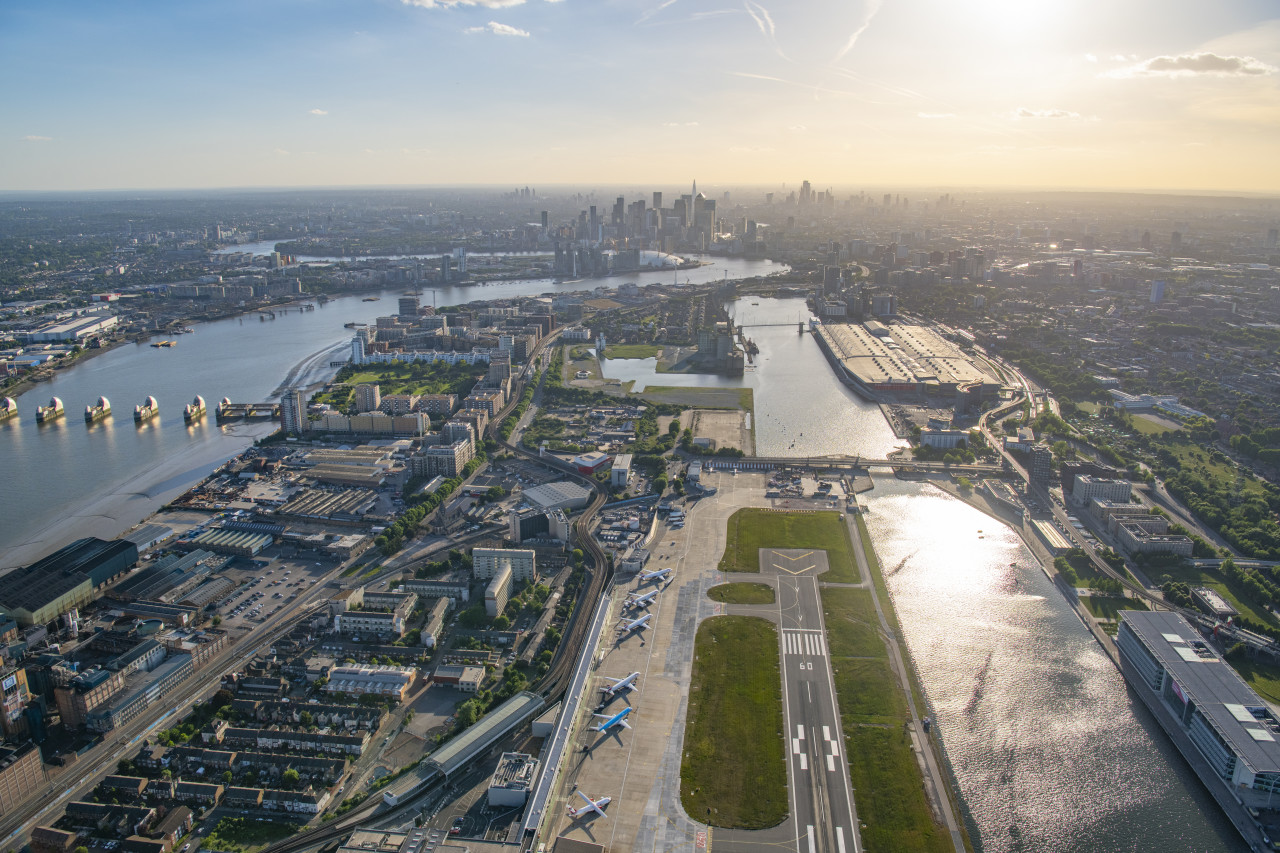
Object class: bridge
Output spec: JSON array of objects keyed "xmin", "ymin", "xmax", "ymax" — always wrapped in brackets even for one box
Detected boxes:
[{"xmin": 709, "ymin": 455, "xmax": 1006, "ymax": 475}]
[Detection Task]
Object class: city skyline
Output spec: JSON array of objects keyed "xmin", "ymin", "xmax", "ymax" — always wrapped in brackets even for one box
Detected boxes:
[{"xmin": 2, "ymin": 0, "xmax": 1279, "ymax": 193}]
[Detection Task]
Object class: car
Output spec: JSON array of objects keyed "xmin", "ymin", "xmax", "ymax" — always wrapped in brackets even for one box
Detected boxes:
[{"xmin": 182, "ymin": 845, "xmax": 191, "ymax": 852}]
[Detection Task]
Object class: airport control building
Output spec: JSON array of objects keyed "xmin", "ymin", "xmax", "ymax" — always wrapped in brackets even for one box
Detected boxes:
[{"xmin": 1118, "ymin": 611, "xmax": 1280, "ymax": 810}]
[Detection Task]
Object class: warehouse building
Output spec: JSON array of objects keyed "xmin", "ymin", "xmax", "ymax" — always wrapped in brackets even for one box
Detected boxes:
[{"xmin": 0, "ymin": 537, "xmax": 138, "ymax": 626}]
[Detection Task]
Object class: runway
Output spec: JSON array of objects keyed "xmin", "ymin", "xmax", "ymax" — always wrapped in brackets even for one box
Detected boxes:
[{"xmin": 768, "ymin": 549, "xmax": 861, "ymax": 853}]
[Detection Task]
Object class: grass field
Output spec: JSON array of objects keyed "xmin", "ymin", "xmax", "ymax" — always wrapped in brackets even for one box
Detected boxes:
[
  {"xmin": 605, "ymin": 343, "xmax": 662, "ymax": 359},
  {"xmin": 1227, "ymin": 656, "xmax": 1280, "ymax": 705},
  {"xmin": 680, "ymin": 616, "xmax": 787, "ymax": 829},
  {"xmin": 718, "ymin": 509, "xmax": 860, "ymax": 583},
  {"xmin": 833, "ymin": 517, "xmax": 960, "ymax": 853},
  {"xmin": 1081, "ymin": 595, "xmax": 1149, "ymax": 621},
  {"xmin": 1131, "ymin": 413, "xmax": 1182, "ymax": 435},
  {"xmin": 639, "ymin": 385, "xmax": 753, "ymax": 411},
  {"xmin": 708, "ymin": 582, "xmax": 776, "ymax": 605},
  {"xmin": 1153, "ymin": 561, "xmax": 1279, "ymax": 629},
  {"xmin": 204, "ymin": 818, "xmax": 302, "ymax": 853}
]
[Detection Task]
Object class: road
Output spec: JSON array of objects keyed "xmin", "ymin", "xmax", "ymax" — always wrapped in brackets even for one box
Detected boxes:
[
  {"xmin": 765, "ymin": 550, "xmax": 861, "ymax": 853},
  {"xmin": 0, "ymin": 580, "xmax": 337, "ymax": 847}
]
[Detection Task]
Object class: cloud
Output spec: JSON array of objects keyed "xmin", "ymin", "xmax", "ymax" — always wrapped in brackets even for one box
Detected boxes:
[
  {"xmin": 1084, "ymin": 54, "xmax": 1097, "ymax": 63},
  {"xmin": 834, "ymin": 0, "xmax": 883, "ymax": 62},
  {"xmin": 729, "ymin": 145, "xmax": 774, "ymax": 153},
  {"xmin": 663, "ymin": 121, "xmax": 699, "ymax": 127},
  {"xmin": 309, "ymin": 108, "xmax": 328, "ymax": 116},
  {"xmin": 464, "ymin": 20, "xmax": 529, "ymax": 36},
  {"xmin": 273, "ymin": 148, "xmax": 291, "ymax": 156},
  {"xmin": 788, "ymin": 124, "xmax": 807, "ymax": 132},
  {"xmin": 404, "ymin": 0, "xmax": 526, "ymax": 8},
  {"xmin": 1012, "ymin": 107, "xmax": 1082, "ymax": 119},
  {"xmin": 917, "ymin": 112, "xmax": 955, "ymax": 119},
  {"xmin": 1108, "ymin": 52, "xmax": 1278, "ymax": 79},
  {"xmin": 21, "ymin": 135, "xmax": 52, "ymax": 142}
]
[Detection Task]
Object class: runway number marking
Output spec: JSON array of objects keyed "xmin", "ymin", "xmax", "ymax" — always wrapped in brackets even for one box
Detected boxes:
[{"xmin": 784, "ymin": 629, "xmax": 827, "ymax": 658}]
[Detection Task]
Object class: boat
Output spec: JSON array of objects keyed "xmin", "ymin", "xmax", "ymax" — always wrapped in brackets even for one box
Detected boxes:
[
  {"xmin": 343, "ymin": 322, "xmax": 360, "ymax": 328},
  {"xmin": 35, "ymin": 397, "xmax": 65, "ymax": 423},
  {"xmin": 85, "ymin": 396, "xmax": 112, "ymax": 423},
  {"xmin": 134, "ymin": 396, "xmax": 160, "ymax": 422},
  {"xmin": 0, "ymin": 397, "xmax": 16, "ymax": 422},
  {"xmin": 150, "ymin": 340, "xmax": 176, "ymax": 348},
  {"xmin": 178, "ymin": 327, "xmax": 195, "ymax": 333},
  {"xmin": 184, "ymin": 395, "xmax": 207, "ymax": 422},
  {"xmin": 361, "ymin": 296, "xmax": 381, "ymax": 302}
]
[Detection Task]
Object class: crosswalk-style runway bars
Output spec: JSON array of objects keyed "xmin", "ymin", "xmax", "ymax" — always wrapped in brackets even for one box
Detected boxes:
[{"xmin": 783, "ymin": 629, "xmax": 827, "ymax": 657}]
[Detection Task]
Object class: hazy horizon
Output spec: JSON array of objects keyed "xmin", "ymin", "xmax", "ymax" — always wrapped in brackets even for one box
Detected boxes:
[{"xmin": 4, "ymin": 0, "xmax": 1279, "ymax": 194}]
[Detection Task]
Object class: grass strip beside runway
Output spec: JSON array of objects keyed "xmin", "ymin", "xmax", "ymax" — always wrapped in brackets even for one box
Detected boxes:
[
  {"xmin": 718, "ymin": 508, "xmax": 860, "ymax": 582},
  {"xmin": 823, "ymin": 563, "xmax": 956, "ymax": 851},
  {"xmin": 708, "ymin": 582, "xmax": 776, "ymax": 605},
  {"xmin": 680, "ymin": 616, "xmax": 788, "ymax": 829}
]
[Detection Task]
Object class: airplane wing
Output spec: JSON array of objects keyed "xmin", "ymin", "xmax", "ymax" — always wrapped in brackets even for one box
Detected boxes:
[{"xmin": 576, "ymin": 790, "xmax": 595, "ymax": 806}]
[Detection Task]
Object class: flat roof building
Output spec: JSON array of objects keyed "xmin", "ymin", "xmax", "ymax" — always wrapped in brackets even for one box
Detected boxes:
[
  {"xmin": 488, "ymin": 752, "xmax": 539, "ymax": 807},
  {"xmin": 472, "ymin": 548, "xmax": 536, "ymax": 583},
  {"xmin": 1118, "ymin": 611, "xmax": 1280, "ymax": 808},
  {"xmin": 522, "ymin": 480, "xmax": 592, "ymax": 512}
]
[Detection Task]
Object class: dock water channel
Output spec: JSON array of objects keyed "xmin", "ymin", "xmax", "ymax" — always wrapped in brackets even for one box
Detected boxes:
[{"xmin": 2, "ymin": 279, "xmax": 1248, "ymax": 849}]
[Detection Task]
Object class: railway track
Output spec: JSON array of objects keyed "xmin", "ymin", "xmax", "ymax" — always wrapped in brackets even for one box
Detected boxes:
[{"xmin": 263, "ymin": 336, "xmax": 611, "ymax": 853}]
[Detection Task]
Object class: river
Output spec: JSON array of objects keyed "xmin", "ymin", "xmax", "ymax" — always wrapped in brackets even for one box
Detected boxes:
[
  {"xmin": 3, "ymin": 279, "xmax": 1246, "ymax": 849},
  {"xmin": 596, "ymin": 297, "xmax": 1245, "ymax": 851},
  {"xmin": 0, "ymin": 256, "xmax": 785, "ymax": 569}
]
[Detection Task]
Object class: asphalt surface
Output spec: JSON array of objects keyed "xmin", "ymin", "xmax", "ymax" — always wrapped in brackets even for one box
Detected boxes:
[{"xmin": 766, "ymin": 549, "xmax": 860, "ymax": 853}]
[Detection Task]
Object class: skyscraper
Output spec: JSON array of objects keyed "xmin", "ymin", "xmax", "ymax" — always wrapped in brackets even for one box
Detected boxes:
[
  {"xmin": 280, "ymin": 388, "xmax": 307, "ymax": 435},
  {"xmin": 354, "ymin": 383, "xmax": 381, "ymax": 413}
]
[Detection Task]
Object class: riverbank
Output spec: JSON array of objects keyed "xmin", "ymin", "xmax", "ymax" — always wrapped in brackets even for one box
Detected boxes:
[{"xmin": 1, "ymin": 337, "xmax": 129, "ymax": 402}]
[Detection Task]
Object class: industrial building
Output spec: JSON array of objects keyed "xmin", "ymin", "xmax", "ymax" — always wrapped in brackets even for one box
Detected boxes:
[
  {"xmin": 610, "ymin": 453, "xmax": 633, "ymax": 488},
  {"xmin": 181, "ymin": 529, "xmax": 273, "ymax": 557},
  {"xmin": 0, "ymin": 537, "xmax": 139, "ymax": 626},
  {"xmin": 432, "ymin": 665, "xmax": 485, "ymax": 693},
  {"xmin": 1118, "ymin": 611, "xmax": 1280, "ymax": 813},
  {"xmin": 814, "ymin": 319, "xmax": 999, "ymax": 395},
  {"xmin": 0, "ymin": 741, "xmax": 46, "ymax": 816},
  {"xmin": 522, "ymin": 481, "xmax": 592, "ymax": 512},
  {"xmin": 26, "ymin": 313, "xmax": 119, "ymax": 343}
]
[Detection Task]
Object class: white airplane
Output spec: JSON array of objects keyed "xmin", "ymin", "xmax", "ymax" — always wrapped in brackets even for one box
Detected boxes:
[
  {"xmin": 617, "ymin": 613, "xmax": 651, "ymax": 636},
  {"xmin": 566, "ymin": 790, "xmax": 611, "ymax": 819},
  {"xmin": 599, "ymin": 672, "xmax": 640, "ymax": 697},
  {"xmin": 625, "ymin": 589, "xmax": 659, "ymax": 610},
  {"xmin": 591, "ymin": 706, "xmax": 634, "ymax": 732},
  {"xmin": 638, "ymin": 567, "xmax": 673, "ymax": 585}
]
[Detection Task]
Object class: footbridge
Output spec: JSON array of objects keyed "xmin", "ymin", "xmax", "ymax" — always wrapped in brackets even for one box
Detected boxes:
[{"xmin": 711, "ymin": 455, "xmax": 1007, "ymax": 475}]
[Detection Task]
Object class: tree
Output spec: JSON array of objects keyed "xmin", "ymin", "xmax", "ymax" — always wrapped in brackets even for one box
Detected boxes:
[
  {"xmin": 281, "ymin": 769, "xmax": 300, "ymax": 790},
  {"xmin": 299, "ymin": 711, "xmax": 314, "ymax": 727},
  {"xmin": 492, "ymin": 614, "xmax": 511, "ymax": 630},
  {"xmin": 223, "ymin": 770, "xmax": 233, "ymax": 785}
]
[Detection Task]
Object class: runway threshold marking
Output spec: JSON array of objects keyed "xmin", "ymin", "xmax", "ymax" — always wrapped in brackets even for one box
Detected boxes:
[{"xmin": 783, "ymin": 629, "xmax": 827, "ymax": 657}]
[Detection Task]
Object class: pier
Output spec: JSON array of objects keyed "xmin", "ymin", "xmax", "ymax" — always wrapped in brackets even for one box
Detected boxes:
[{"xmin": 215, "ymin": 400, "xmax": 280, "ymax": 421}]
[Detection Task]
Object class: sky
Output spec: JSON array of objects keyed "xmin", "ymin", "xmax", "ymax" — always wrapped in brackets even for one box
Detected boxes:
[{"xmin": 2, "ymin": 0, "xmax": 1279, "ymax": 193}]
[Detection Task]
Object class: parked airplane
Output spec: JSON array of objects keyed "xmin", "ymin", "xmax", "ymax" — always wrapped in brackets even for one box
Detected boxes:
[
  {"xmin": 599, "ymin": 672, "xmax": 640, "ymax": 697},
  {"xmin": 617, "ymin": 613, "xmax": 651, "ymax": 636},
  {"xmin": 625, "ymin": 589, "xmax": 659, "ymax": 609},
  {"xmin": 591, "ymin": 706, "xmax": 634, "ymax": 733},
  {"xmin": 638, "ymin": 567, "xmax": 673, "ymax": 585},
  {"xmin": 566, "ymin": 790, "xmax": 612, "ymax": 819}
]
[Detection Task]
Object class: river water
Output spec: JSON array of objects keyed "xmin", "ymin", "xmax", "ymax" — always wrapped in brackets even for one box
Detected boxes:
[
  {"xmin": 0, "ymin": 257, "xmax": 785, "ymax": 568},
  {"xmin": 596, "ymin": 297, "xmax": 1244, "ymax": 851},
  {"xmin": 2, "ymin": 276, "xmax": 1246, "ymax": 849}
]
